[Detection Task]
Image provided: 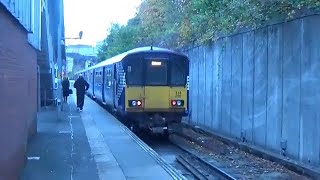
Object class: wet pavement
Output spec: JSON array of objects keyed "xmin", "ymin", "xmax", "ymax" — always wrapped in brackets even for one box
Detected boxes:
[
  {"xmin": 21, "ymin": 94, "xmax": 185, "ymax": 180},
  {"xmin": 20, "ymin": 102, "xmax": 99, "ymax": 180}
]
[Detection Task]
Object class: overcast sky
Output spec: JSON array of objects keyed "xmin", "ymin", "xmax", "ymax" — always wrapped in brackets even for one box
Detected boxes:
[{"xmin": 63, "ymin": 0, "xmax": 141, "ymax": 46}]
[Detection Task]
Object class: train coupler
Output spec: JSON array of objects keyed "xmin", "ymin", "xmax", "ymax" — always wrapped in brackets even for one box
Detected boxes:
[{"xmin": 149, "ymin": 126, "xmax": 168, "ymax": 134}]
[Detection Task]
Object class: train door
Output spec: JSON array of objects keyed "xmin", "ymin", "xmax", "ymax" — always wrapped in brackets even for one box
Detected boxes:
[
  {"xmin": 113, "ymin": 64, "xmax": 118, "ymax": 108},
  {"xmin": 102, "ymin": 67, "xmax": 106, "ymax": 103},
  {"xmin": 143, "ymin": 58, "xmax": 170, "ymax": 109},
  {"xmin": 94, "ymin": 68, "xmax": 103, "ymax": 100},
  {"xmin": 92, "ymin": 69, "xmax": 95, "ymax": 96}
]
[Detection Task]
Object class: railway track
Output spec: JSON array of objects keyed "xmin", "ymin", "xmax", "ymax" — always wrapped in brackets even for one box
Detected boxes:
[
  {"xmin": 140, "ymin": 133, "xmax": 237, "ymax": 180},
  {"xmin": 176, "ymin": 155, "xmax": 210, "ymax": 180},
  {"xmin": 172, "ymin": 136, "xmax": 237, "ymax": 180}
]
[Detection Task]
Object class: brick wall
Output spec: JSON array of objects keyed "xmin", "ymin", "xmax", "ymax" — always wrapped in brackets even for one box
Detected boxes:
[{"xmin": 0, "ymin": 5, "xmax": 37, "ymax": 180}]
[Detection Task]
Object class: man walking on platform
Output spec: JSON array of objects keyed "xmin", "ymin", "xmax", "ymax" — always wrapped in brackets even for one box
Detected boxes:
[{"xmin": 74, "ymin": 74, "xmax": 89, "ymax": 111}]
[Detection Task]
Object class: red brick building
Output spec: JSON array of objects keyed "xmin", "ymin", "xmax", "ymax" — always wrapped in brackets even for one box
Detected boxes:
[{"xmin": 0, "ymin": 1, "xmax": 65, "ymax": 179}]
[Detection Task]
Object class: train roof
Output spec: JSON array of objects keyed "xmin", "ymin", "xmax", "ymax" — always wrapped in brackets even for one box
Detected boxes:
[{"xmin": 75, "ymin": 46, "xmax": 187, "ymax": 74}]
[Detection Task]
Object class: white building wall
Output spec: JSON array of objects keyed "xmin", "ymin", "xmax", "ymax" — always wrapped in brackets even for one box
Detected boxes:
[
  {"xmin": 66, "ymin": 57, "xmax": 73, "ymax": 73},
  {"xmin": 66, "ymin": 45, "xmax": 98, "ymax": 56}
]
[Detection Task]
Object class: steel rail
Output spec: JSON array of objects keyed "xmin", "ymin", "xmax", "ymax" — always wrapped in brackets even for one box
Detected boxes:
[{"xmin": 171, "ymin": 134, "xmax": 238, "ymax": 180}]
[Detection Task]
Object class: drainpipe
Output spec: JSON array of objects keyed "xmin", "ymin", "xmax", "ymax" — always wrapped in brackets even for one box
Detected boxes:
[
  {"xmin": 37, "ymin": 65, "xmax": 41, "ymax": 112},
  {"xmin": 56, "ymin": 0, "xmax": 63, "ymax": 117}
]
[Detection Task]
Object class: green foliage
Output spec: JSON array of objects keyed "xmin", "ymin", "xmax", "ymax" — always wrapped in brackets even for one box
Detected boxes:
[
  {"xmin": 97, "ymin": 23, "xmax": 139, "ymax": 61},
  {"xmin": 98, "ymin": 0, "xmax": 320, "ymax": 61},
  {"xmin": 184, "ymin": 0, "xmax": 320, "ymax": 43}
]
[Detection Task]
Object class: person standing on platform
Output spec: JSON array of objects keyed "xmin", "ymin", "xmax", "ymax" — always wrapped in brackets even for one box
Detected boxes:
[
  {"xmin": 62, "ymin": 77, "xmax": 70, "ymax": 102},
  {"xmin": 73, "ymin": 74, "xmax": 89, "ymax": 111}
]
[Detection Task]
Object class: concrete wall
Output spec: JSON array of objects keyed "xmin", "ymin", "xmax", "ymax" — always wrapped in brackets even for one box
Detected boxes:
[
  {"xmin": 185, "ymin": 14, "xmax": 320, "ymax": 165},
  {"xmin": 0, "ymin": 5, "xmax": 37, "ymax": 180}
]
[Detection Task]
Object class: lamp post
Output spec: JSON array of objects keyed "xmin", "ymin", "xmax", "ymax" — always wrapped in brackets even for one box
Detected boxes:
[{"xmin": 64, "ymin": 31, "xmax": 83, "ymax": 40}]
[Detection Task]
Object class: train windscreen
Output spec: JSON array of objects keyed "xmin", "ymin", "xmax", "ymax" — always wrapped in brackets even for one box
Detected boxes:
[
  {"xmin": 145, "ymin": 59, "xmax": 168, "ymax": 86},
  {"xmin": 170, "ymin": 55, "xmax": 187, "ymax": 86},
  {"xmin": 124, "ymin": 53, "xmax": 188, "ymax": 86}
]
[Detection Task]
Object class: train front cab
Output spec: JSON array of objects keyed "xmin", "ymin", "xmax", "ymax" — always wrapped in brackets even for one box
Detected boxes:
[{"xmin": 122, "ymin": 53, "xmax": 189, "ymax": 134}]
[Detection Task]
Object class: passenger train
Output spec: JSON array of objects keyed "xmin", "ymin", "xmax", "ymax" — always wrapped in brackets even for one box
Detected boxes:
[{"xmin": 75, "ymin": 46, "xmax": 189, "ymax": 136}]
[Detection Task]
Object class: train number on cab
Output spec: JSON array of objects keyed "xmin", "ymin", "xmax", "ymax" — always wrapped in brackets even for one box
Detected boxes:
[{"xmin": 175, "ymin": 91, "xmax": 182, "ymax": 98}]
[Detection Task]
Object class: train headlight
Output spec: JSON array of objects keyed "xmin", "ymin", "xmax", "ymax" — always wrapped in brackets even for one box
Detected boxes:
[
  {"xmin": 129, "ymin": 100, "xmax": 143, "ymax": 107},
  {"xmin": 171, "ymin": 100, "xmax": 184, "ymax": 107}
]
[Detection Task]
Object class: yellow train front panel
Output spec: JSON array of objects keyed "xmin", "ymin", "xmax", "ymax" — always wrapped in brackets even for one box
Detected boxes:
[
  {"xmin": 125, "ymin": 86, "xmax": 144, "ymax": 112},
  {"xmin": 125, "ymin": 86, "xmax": 187, "ymax": 112},
  {"xmin": 169, "ymin": 87, "xmax": 188, "ymax": 110}
]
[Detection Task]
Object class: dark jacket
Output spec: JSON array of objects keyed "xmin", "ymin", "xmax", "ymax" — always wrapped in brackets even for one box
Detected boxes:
[
  {"xmin": 62, "ymin": 79, "xmax": 70, "ymax": 92},
  {"xmin": 62, "ymin": 78, "xmax": 70, "ymax": 96},
  {"xmin": 74, "ymin": 77, "xmax": 89, "ymax": 95}
]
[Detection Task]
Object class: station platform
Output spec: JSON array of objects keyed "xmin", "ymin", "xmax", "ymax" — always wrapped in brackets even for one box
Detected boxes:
[{"xmin": 21, "ymin": 93, "xmax": 185, "ymax": 180}]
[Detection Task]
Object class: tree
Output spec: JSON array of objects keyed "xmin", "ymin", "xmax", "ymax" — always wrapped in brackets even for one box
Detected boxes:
[
  {"xmin": 97, "ymin": 23, "xmax": 140, "ymax": 61},
  {"xmin": 97, "ymin": 0, "xmax": 320, "ymax": 59}
]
